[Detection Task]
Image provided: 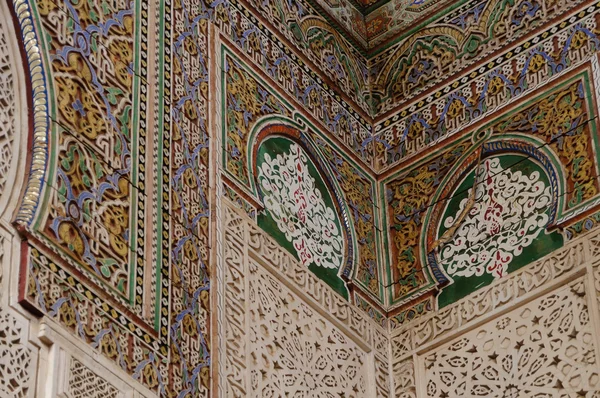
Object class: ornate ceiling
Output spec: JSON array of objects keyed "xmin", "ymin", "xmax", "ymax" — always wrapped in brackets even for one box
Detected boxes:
[{"xmin": 310, "ymin": 0, "xmax": 459, "ymax": 51}]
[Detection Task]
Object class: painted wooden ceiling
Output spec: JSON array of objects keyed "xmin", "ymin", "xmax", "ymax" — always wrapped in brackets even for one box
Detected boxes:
[{"xmin": 311, "ymin": 0, "xmax": 458, "ymax": 51}]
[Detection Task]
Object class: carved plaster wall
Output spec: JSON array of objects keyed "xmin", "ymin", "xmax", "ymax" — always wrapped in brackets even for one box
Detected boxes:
[
  {"xmin": 424, "ymin": 278, "xmax": 597, "ymax": 396},
  {"xmin": 219, "ymin": 197, "xmax": 600, "ymax": 397},
  {"xmin": 390, "ymin": 227, "xmax": 600, "ymax": 397},
  {"xmin": 0, "ymin": 2, "xmax": 158, "ymax": 397},
  {"xmin": 219, "ymin": 202, "xmax": 392, "ymax": 397}
]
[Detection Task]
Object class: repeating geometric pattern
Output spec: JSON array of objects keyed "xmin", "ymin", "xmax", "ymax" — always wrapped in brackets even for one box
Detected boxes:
[
  {"xmin": 248, "ymin": 263, "xmax": 368, "ymax": 397},
  {"xmin": 0, "ymin": 311, "xmax": 32, "ymax": 398},
  {"xmin": 66, "ymin": 358, "xmax": 120, "ymax": 398},
  {"xmin": 7, "ymin": 0, "xmax": 600, "ymax": 393},
  {"xmin": 221, "ymin": 204, "xmax": 392, "ymax": 397},
  {"xmin": 425, "ymin": 279, "xmax": 600, "ymax": 397},
  {"xmin": 0, "ymin": 16, "xmax": 14, "ymax": 198}
]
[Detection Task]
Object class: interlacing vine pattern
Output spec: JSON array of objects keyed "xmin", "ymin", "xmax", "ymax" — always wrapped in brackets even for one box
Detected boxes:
[
  {"xmin": 385, "ymin": 141, "xmax": 471, "ymax": 301},
  {"xmin": 224, "ymin": 57, "xmax": 290, "ymax": 186},
  {"xmin": 313, "ymin": 134, "xmax": 381, "ymax": 296},
  {"xmin": 490, "ymin": 80, "xmax": 599, "ymax": 209},
  {"xmin": 371, "ymin": 0, "xmax": 588, "ymax": 114},
  {"xmin": 374, "ymin": 12, "xmax": 600, "ymax": 169},
  {"xmin": 387, "ymin": 226, "xmax": 600, "ymax": 396},
  {"xmin": 384, "ymin": 73, "xmax": 599, "ymax": 307},
  {"xmin": 258, "ymin": 143, "xmax": 345, "ymax": 270},
  {"xmin": 38, "ymin": 0, "xmax": 138, "ymax": 295},
  {"xmin": 439, "ymin": 157, "xmax": 552, "ymax": 279},
  {"xmin": 18, "ymin": 0, "xmax": 173, "ymax": 391},
  {"xmin": 169, "ymin": 0, "xmax": 212, "ymax": 391}
]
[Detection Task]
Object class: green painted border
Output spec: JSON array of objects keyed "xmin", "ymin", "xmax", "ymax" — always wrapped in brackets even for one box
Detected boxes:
[
  {"xmin": 30, "ymin": 0, "xmax": 57, "ymax": 232},
  {"xmin": 129, "ymin": 0, "xmax": 142, "ymax": 309}
]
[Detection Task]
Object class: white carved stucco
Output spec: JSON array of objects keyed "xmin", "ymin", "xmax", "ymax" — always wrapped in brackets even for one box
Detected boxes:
[
  {"xmin": 425, "ymin": 278, "xmax": 599, "ymax": 397},
  {"xmin": 220, "ymin": 202, "xmax": 392, "ymax": 397},
  {"xmin": 220, "ymin": 198, "xmax": 600, "ymax": 397}
]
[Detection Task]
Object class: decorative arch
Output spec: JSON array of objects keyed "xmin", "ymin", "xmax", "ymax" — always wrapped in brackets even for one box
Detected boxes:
[
  {"xmin": 249, "ymin": 122, "xmax": 357, "ymax": 299},
  {"xmin": 0, "ymin": 6, "xmax": 42, "ymax": 396},
  {"xmin": 7, "ymin": 0, "xmax": 50, "ymax": 226},
  {"xmin": 422, "ymin": 135, "xmax": 566, "ymax": 307},
  {"xmin": 0, "ymin": 4, "xmax": 32, "ymax": 222}
]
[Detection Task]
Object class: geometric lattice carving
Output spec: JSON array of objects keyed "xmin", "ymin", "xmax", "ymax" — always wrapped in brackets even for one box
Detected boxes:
[
  {"xmin": 589, "ymin": 234, "xmax": 600, "ymax": 313},
  {"xmin": 0, "ymin": 17, "xmax": 15, "ymax": 198},
  {"xmin": 0, "ymin": 311, "xmax": 32, "ymax": 398},
  {"xmin": 222, "ymin": 203, "xmax": 380, "ymax": 397},
  {"xmin": 388, "ymin": 239, "xmax": 587, "ymax": 360},
  {"xmin": 65, "ymin": 358, "xmax": 120, "ymax": 398},
  {"xmin": 424, "ymin": 279, "xmax": 600, "ymax": 397},
  {"xmin": 374, "ymin": 355, "xmax": 392, "ymax": 398},
  {"xmin": 0, "ymin": 18, "xmax": 29, "ymax": 398},
  {"xmin": 248, "ymin": 262, "xmax": 367, "ymax": 397},
  {"xmin": 393, "ymin": 359, "xmax": 416, "ymax": 398}
]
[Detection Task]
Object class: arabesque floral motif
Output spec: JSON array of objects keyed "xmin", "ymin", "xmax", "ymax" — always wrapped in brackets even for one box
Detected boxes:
[
  {"xmin": 440, "ymin": 157, "xmax": 552, "ymax": 279},
  {"xmin": 258, "ymin": 143, "xmax": 344, "ymax": 270},
  {"xmin": 386, "ymin": 141, "xmax": 471, "ymax": 300}
]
